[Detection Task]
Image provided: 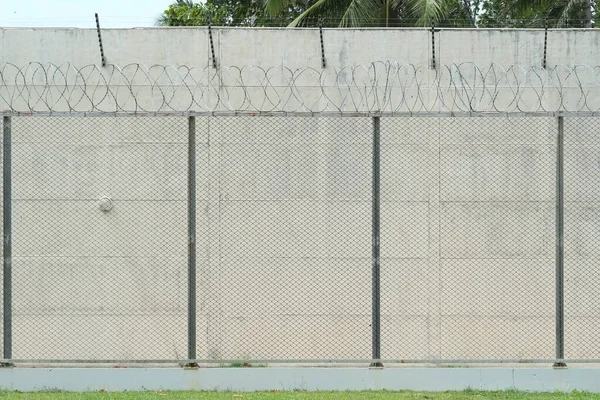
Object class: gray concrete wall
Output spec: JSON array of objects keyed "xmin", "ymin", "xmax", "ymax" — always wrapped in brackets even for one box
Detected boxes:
[
  {"xmin": 0, "ymin": 28, "xmax": 600, "ymax": 362},
  {"xmin": 1, "ymin": 27, "xmax": 600, "ymax": 68},
  {"xmin": 1, "ymin": 28, "xmax": 600, "ymax": 114}
]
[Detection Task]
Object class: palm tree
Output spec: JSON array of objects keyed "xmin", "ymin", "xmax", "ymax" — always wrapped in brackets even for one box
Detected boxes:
[{"xmin": 264, "ymin": 0, "xmax": 476, "ymax": 27}]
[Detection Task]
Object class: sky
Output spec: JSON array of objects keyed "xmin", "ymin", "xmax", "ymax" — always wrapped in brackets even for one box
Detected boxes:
[{"xmin": 0, "ymin": 0, "xmax": 175, "ymax": 28}]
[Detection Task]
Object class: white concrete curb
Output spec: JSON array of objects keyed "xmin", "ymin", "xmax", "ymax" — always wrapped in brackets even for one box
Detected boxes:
[{"xmin": 0, "ymin": 367, "xmax": 599, "ymax": 392}]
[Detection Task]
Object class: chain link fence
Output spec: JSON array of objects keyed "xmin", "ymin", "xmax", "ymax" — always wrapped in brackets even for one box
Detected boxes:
[
  {"xmin": 10, "ymin": 116, "xmax": 188, "ymax": 361},
  {"xmin": 564, "ymin": 117, "xmax": 600, "ymax": 360},
  {"xmin": 0, "ymin": 114, "xmax": 597, "ymax": 364}
]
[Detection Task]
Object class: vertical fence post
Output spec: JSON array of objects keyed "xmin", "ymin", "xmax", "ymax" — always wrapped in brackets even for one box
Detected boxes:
[
  {"xmin": 554, "ymin": 115, "xmax": 566, "ymax": 368},
  {"xmin": 186, "ymin": 116, "xmax": 198, "ymax": 367},
  {"xmin": 371, "ymin": 116, "xmax": 382, "ymax": 368},
  {"xmin": 2, "ymin": 116, "xmax": 12, "ymax": 366}
]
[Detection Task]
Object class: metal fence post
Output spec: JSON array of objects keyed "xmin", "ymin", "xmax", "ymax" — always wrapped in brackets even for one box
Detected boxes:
[
  {"xmin": 371, "ymin": 116, "xmax": 382, "ymax": 367},
  {"xmin": 554, "ymin": 115, "xmax": 566, "ymax": 368},
  {"xmin": 186, "ymin": 116, "xmax": 198, "ymax": 367},
  {"xmin": 2, "ymin": 116, "xmax": 11, "ymax": 365}
]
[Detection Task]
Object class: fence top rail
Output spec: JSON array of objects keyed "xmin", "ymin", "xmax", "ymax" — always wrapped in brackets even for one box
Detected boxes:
[{"xmin": 3, "ymin": 62, "xmax": 600, "ymax": 115}]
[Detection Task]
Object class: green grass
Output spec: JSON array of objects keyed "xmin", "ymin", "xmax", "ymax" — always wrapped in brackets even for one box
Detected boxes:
[{"xmin": 0, "ymin": 391, "xmax": 597, "ymax": 399}]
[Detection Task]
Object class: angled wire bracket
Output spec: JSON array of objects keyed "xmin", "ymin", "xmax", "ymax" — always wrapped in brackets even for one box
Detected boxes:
[
  {"xmin": 320, "ymin": 26, "xmax": 326, "ymax": 68},
  {"xmin": 431, "ymin": 24, "xmax": 441, "ymax": 69},
  {"xmin": 543, "ymin": 22, "xmax": 548, "ymax": 69},
  {"xmin": 95, "ymin": 13, "xmax": 106, "ymax": 67},
  {"xmin": 208, "ymin": 24, "xmax": 217, "ymax": 69}
]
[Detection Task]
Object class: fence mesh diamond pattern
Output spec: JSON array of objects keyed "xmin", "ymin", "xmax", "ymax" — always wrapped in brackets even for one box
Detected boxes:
[
  {"xmin": 436, "ymin": 118, "xmax": 556, "ymax": 360},
  {"xmin": 199, "ymin": 117, "xmax": 373, "ymax": 361},
  {"xmin": 1, "ymin": 114, "xmax": 599, "ymax": 362},
  {"xmin": 564, "ymin": 117, "xmax": 600, "ymax": 360},
  {"xmin": 11, "ymin": 116, "xmax": 188, "ymax": 360}
]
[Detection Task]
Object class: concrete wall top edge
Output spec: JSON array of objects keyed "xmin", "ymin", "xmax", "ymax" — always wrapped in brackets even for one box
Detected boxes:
[{"xmin": 0, "ymin": 26, "xmax": 598, "ymax": 32}]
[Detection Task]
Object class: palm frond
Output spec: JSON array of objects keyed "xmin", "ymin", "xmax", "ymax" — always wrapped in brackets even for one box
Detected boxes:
[
  {"xmin": 287, "ymin": 0, "xmax": 329, "ymax": 26},
  {"xmin": 406, "ymin": 0, "xmax": 448, "ymax": 26},
  {"xmin": 340, "ymin": 0, "xmax": 382, "ymax": 26},
  {"xmin": 155, "ymin": 14, "xmax": 169, "ymax": 26},
  {"xmin": 505, "ymin": 0, "xmax": 548, "ymax": 15},
  {"xmin": 264, "ymin": 0, "xmax": 296, "ymax": 17},
  {"xmin": 555, "ymin": 0, "xmax": 591, "ymax": 26},
  {"xmin": 288, "ymin": 0, "xmax": 363, "ymax": 26}
]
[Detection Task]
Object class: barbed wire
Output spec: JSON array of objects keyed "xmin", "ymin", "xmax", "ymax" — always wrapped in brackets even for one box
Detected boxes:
[{"xmin": 1, "ymin": 62, "xmax": 600, "ymax": 114}]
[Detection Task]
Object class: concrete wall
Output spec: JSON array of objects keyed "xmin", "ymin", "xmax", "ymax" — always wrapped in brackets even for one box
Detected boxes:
[
  {"xmin": 2, "ymin": 28, "xmax": 600, "ymax": 114},
  {"xmin": 0, "ymin": 28, "xmax": 600, "ymax": 361},
  {"xmin": 2, "ymin": 27, "xmax": 600, "ymax": 68}
]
